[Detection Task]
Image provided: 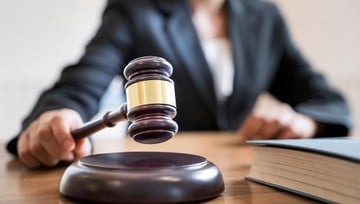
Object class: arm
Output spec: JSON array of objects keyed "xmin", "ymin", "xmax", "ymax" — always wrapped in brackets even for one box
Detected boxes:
[
  {"xmin": 237, "ymin": 3, "xmax": 352, "ymax": 141},
  {"xmin": 7, "ymin": 2, "xmax": 134, "ymax": 167}
]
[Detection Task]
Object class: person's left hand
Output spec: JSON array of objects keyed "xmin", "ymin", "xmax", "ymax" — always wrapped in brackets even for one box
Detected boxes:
[{"xmin": 237, "ymin": 102, "xmax": 318, "ymax": 142}]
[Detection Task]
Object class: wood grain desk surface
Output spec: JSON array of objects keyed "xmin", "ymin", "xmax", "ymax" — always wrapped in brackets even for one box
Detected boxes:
[{"xmin": 1, "ymin": 132, "xmax": 319, "ymax": 203}]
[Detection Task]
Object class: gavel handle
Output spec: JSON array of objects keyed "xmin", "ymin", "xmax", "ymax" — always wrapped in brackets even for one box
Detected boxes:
[{"xmin": 71, "ymin": 104, "xmax": 128, "ymax": 140}]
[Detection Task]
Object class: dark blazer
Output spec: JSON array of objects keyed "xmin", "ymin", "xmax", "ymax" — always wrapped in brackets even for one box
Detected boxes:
[{"xmin": 7, "ymin": 0, "xmax": 352, "ymax": 155}]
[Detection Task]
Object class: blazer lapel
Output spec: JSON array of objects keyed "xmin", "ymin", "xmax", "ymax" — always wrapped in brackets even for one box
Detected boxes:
[
  {"xmin": 156, "ymin": 0, "xmax": 254, "ymax": 129},
  {"xmin": 159, "ymin": 1, "xmax": 217, "ymax": 115},
  {"xmin": 225, "ymin": 0, "xmax": 255, "ymax": 128}
]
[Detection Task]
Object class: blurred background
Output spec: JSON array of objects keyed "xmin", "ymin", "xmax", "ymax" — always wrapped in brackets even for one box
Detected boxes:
[{"xmin": 1, "ymin": 0, "xmax": 359, "ymax": 143}]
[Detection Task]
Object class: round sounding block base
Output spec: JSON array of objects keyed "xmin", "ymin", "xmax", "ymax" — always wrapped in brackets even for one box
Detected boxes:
[{"xmin": 60, "ymin": 152, "xmax": 224, "ymax": 203}]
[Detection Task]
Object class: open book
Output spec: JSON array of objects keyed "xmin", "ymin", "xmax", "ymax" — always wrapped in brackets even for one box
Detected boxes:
[{"xmin": 246, "ymin": 138, "xmax": 360, "ymax": 203}]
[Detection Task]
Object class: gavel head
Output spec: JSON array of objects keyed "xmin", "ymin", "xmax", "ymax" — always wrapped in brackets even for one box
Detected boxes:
[{"xmin": 123, "ymin": 56, "xmax": 178, "ymax": 144}]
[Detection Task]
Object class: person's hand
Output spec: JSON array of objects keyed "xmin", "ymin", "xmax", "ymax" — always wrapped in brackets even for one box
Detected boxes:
[
  {"xmin": 17, "ymin": 109, "xmax": 92, "ymax": 168},
  {"xmin": 237, "ymin": 102, "xmax": 318, "ymax": 142}
]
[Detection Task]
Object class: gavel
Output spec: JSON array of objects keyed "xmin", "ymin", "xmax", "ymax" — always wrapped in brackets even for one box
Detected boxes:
[
  {"xmin": 60, "ymin": 57, "xmax": 224, "ymax": 203},
  {"xmin": 71, "ymin": 56, "xmax": 178, "ymax": 144}
]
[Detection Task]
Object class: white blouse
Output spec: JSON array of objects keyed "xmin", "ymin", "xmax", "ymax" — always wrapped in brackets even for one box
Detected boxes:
[{"xmin": 201, "ymin": 38, "xmax": 234, "ymax": 102}]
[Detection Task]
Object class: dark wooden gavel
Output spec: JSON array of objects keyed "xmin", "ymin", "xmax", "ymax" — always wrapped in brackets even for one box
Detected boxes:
[{"xmin": 71, "ymin": 56, "xmax": 178, "ymax": 144}]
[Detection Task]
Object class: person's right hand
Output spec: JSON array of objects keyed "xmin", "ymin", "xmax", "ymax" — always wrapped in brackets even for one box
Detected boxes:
[{"xmin": 17, "ymin": 109, "xmax": 92, "ymax": 168}]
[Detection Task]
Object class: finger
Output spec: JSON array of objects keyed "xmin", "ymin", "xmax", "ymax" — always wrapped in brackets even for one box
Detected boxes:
[
  {"xmin": 29, "ymin": 128, "xmax": 59, "ymax": 167},
  {"xmin": 258, "ymin": 121, "xmax": 282, "ymax": 139},
  {"xmin": 37, "ymin": 124, "xmax": 63, "ymax": 160},
  {"xmin": 74, "ymin": 138, "xmax": 92, "ymax": 159},
  {"xmin": 278, "ymin": 127, "xmax": 296, "ymax": 139},
  {"xmin": 278, "ymin": 114, "xmax": 311, "ymax": 139},
  {"xmin": 277, "ymin": 123, "xmax": 302, "ymax": 139},
  {"xmin": 257, "ymin": 110, "xmax": 281, "ymax": 139},
  {"xmin": 34, "ymin": 111, "xmax": 65, "ymax": 157},
  {"xmin": 291, "ymin": 114, "xmax": 317, "ymax": 138},
  {"xmin": 260, "ymin": 106, "xmax": 294, "ymax": 139},
  {"xmin": 51, "ymin": 122, "xmax": 75, "ymax": 153},
  {"xmin": 50, "ymin": 110, "xmax": 82, "ymax": 152},
  {"xmin": 18, "ymin": 131, "xmax": 41, "ymax": 168},
  {"xmin": 60, "ymin": 152, "xmax": 75, "ymax": 162},
  {"xmin": 237, "ymin": 113, "xmax": 264, "ymax": 142}
]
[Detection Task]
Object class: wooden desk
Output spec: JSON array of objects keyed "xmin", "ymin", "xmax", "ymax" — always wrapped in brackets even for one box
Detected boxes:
[{"xmin": 1, "ymin": 132, "xmax": 319, "ymax": 203}]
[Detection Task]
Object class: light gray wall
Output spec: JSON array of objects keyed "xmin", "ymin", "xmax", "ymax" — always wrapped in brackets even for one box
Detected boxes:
[
  {"xmin": 0, "ymin": 0, "xmax": 107, "ymax": 142},
  {"xmin": 1, "ymin": 0, "xmax": 359, "ymax": 143}
]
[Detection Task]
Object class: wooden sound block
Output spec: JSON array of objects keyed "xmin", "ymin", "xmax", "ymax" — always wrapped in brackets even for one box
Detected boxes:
[{"xmin": 60, "ymin": 152, "xmax": 224, "ymax": 203}]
